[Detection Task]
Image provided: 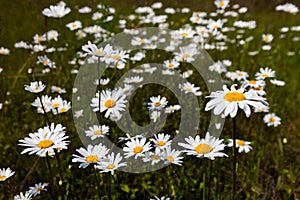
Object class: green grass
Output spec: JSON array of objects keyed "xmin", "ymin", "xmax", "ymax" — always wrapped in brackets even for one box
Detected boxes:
[{"xmin": 1, "ymin": 0, "xmax": 300, "ymax": 199}]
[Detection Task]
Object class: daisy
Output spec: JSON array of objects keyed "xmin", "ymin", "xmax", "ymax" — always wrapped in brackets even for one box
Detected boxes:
[
  {"xmin": 51, "ymin": 96, "xmax": 64, "ymax": 110},
  {"xmin": 131, "ymin": 37, "xmax": 150, "ymax": 46},
  {"xmin": 162, "ymin": 147, "xmax": 183, "ymax": 166},
  {"xmin": 42, "ymin": 3, "xmax": 71, "ymax": 18},
  {"xmin": 72, "ymin": 144, "xmax": 109, "ymax": 168},
  {"xmin": 66, "ymin": 20, "xmax": 82, "ymax": 31},
  {"xmin": 14, "ymin": 191, "xmax": 32, "ymax": 200},
  {"xmin": 174, "ymin": 46, "xmax": 197, "ymax": 63},
  {"xmin": 0, "ymin": 167, "xmax": 15, "ymax": 181},
  {"xmin": 31, "ymin": 95, "xmax": 52, "ymax": 114},
  {"xmin": 205, "ymin": 84, "xmax": 268, "ymax": 118},
  {"xmin": 150, "ymin": 196, "xmax": 170, "ymax": 200},
  {"xmin": 150, "ymin": 133, "xmax": 172, "ymax": 149},
  {"xmin": 276, "ymin": 3, "xmax": 299, "ymax": 14},
  {"xmin": 82, "ymin": 42, "xmax": 112, "ymax": 58},
  {"xmin": 178, "ymin": 132, "xmax": 227, "ymax": 160},
  {"xmin": 254, "ymin": 105, "xmax": 270, "ymax": 113},
  {"xmin": 78, "ymin": 6, "xmax": 92, "ymax": 13},
  {"xmin": 150, "ymin": 110, "xmax": 161, "ymax": 122},
  {"xmin": 148, "ymin": 95, "xmax": 168, "ymax": 110},
  {"xmin": 28, "ymin": 182, "xmax": 48, "ymax": 197},
  {"xmin": 163, "ymin": 59, "xmax": 180, "ymax": 70},
  {"xmin": 227, "ymin": 139, "xmax": 253, "ymax": 153},
  {"xmin": 118, "ymin": 133, "xmax": 144, "ymax": 142},
  {"xmin": 0, "ymin": 47, "xmax": 10, "ymax": 55},
  {"xmin": 47, "ymin": 30, "xmax": 59, "ymax": 41},
  {"xmin": 96, "ymin": 153, "xmax": 127, "ymax": 175},
  {"xmin": 214, "ymin": 0, "xmax": 230, "ymax": 9},
  {"xmin": 242, "ymin": 79, "xmax": 265, "ymax": 89},
  {"xmin": 124, "ymin": 76, "xmax": 144, "ymax": 84},
  {"xmin": 175, "ymin": 28, "xmax": 196, "ymax": 39},
  {"xmin": 270, "ymin": 79, "xmax": 286, "ymax": 86},
  {"xmin": 37, "ymin": 55, "xmax": 56, "ymax": 69},
  {"xmin": 85, "ymin": 125, "xmax": 110, "ymax": 140},
  {"xmin": 18, "ymin": 123, "xmax": 69, "ymax": 156},
  {"xmin": 165, "ymin": 105, "xmax": 181, "ymax": 114},
  {"xmin": 263, "ymin": 113, "xmax": 281, "ymax": 127},
  {"xmin": 33, "ymin": 34, "xmax": 46, "ymax": 44},
  {"xmin": 51, "ymin": 86, "xmax": 66, "ymax": 94},
  {"xmin": 24, "ymin": 81, "xmax": 46, "ymax": 93},
  {"xmin": 56, "ymin": 101, "xmax": 71, "ymax": 114},
  {"xmin": 123, "ymin": 137, "xmax": 152, "ymax": 159},
  {"xmin": 143, "ymin": 148, "xmax": 162, "ymax": 165},
  {"xmin": 235, "ymin": 70, "xmax": 249, "ymax": 81},
  {"xmin": 90, "ymin": 88, "xmax": 127, "ymax": 118},
  {"xmin": 255, "ymin": 67, "xmax": 275, "ymax": 80},
  {"xmin": 179, "ymin": 82, "xmax": 202, "ymax": 96},
  {"xmin": 262, "ymin": 34, "xmax": 274, "ymax": 43}
]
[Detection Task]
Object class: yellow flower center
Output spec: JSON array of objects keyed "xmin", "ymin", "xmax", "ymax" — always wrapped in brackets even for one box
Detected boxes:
[
  {"xmin": 0, "ymin": 50, "xmax": 5, "ymax": 54},
  {"xmin": 43, "ymin": 61, "xmax": 49, "ymax": 65},
  {"xmin": 94, "ymin": 129, "xmax": 102, "ymax": 135},
  {"xmin": 104, "ymin": 99, "xmax": 116, "ymax": 108},
  {"xmin": 113, "ymin": 55, "xmax": 121, "ymax": 60},
  {"xmin": 138, "ymin": 39, "xmax": 144, "ymax": 43},
  {"xmin": 213, "ymin": 25, "xmax": 219, "ymax": 29},
  {"xmin": 36, "ymin": 187, "xmax": 43, "ymax": 192},
  {"xmin": 157, "ymin": 141, "xmax": 165, "ymax": 146},
  {"xmin": 224, "ymin": 92, "xmax": 246, "ymax": 102},
  {"xmin": 106, "ymin": 163, "xmax": 115, "ymax": 169},
  {"xmin": 249, "ymin": 80, "xmax": 257, "ymax": 85},
  {"xmin": 85, "ymin": 155, "xmax": 98, "ymax": 163},
  {"xmin": 166, "ymin": 156, "xmax": 174, "ymax": 162},
  {"xmin": 55, "ymin": 88, "xmax": 61, "ymax": 92},
  {"xmin": 71, "ymin": 23, "xmax": 77, "ymax": 28},
  {"xmin": 168, "ymin": 63, "xmax": 174, "ymax": 68},
  {"xmin": 264, "ymin": 37, "xmax": 269, "ymax": 42},
  {"xmin": 237, "ymin": 140, "xmax": 245, "ymax": 146},
  {"xmin": 195, "ymin": 143, "xmax": 213, "ymax": 154},
  {"xmin": 185, "ymin": 87, "xmax": 192, "ymax": 92},
  {"xmin": 151, "ymin": 155, "xmax": 160, "ymax": 160},
  {"xmin": 59, "ymin": 107, "xmax": 67, "ymax": 113},
  {"xmin": 94, "ymin": 49, "xmax": 104, "ymax": 56},
  {"xmin": 181, "ymin": 32, "xmax": 188, "ymax": 37},
  {"xmin": 237, "ymin": 72, "xmax": 244, "ymax": 77},
  {"xmin": 183, "ymin": 53, "xmax": 190, "ymax": 58},
  {"xmin": 154, "ymin": 102, "xmax": 161, "ymax": 107},
  {"xmin": 262, "ymin": 74, "xmax": 268, "ymax": 78},
  {"xmin": 0, "ymin": 175, "xmax": 7, "ymax": 181},
  {"xmin": 52, "ymin": 103, "xmax": 60, "ymax": 108},
  {"xmin": 269, "ymin": 117, "xmax": 275, "ymax": 123},
  {"xmin": 38, "ymin": 140, "xmax": 54, "ymax": 148},
  {"xmin": 219, "ymin": 1, "xmax": 225, "ymax": 7},
  {"xmin": 133, "ymin": 146, "xmax": 143, "ymax": 154}
]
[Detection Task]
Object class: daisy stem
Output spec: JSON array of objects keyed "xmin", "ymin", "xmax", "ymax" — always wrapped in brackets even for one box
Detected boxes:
[
  {"xmin": 54, "ymin": 149, "xmax": 63, "ymax": 182},
  {"xmin": 207, "ymin": 160, "xmax": 213, "ymax": 199},
  {"xmin": 46, "ymin": 152, "xmax": 56, "ymax": 199},
  {"xmin": 232, "ymin": 117, "xmax": 237, "ymax": 200},
  {"xmin": 93, "ymin": 167, "xmax": 102, "ymax": 198}
]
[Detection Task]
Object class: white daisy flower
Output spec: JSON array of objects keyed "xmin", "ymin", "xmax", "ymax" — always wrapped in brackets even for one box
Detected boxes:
[
  {"xmin": 254, "ymin": 105, "xmax": 270, "ymax": 113},
  {"xmin": 150, "ymin": 110, "xmax": 161, "ymax": 123},
  {"xmin": 85, "ymin": 125, "xmax": 109, "ymax": 140},
  {"xmin": 163, "ymin": 59, "xmax": 180, "ymax": 70},
  {"xmin": 96, "ymin": 152, "xmax": 127, "ymax": 175},
  {"xmin": 14, "ymin": 191, "xmax": 32, "ymax": 200},
  {"xmin": 42, "ymin": 3, "xmax": 71, "ymax": 18},
  {"xmin": 0, "ymin": 47, "xmax": 10, "ymax": 55},
  {"xmin": 90, "ymin": 88, "xmax": 127, "ymax": 118},
  {"xmin": 0, "ymin": 167, "xmax": 15, "ymax": 181},
  {"xmin": 124, "ymin": 76, "xmax": 144, "ymax": 84},
  {"xmin": 118, "ymin": 133, "xmax": 144, "ymax": 142},
  {"xmin": 150, "ymin": 133, "xmax": 172, "ymax": 149},
  {"xmin": 123, "ymin": 137, "xmax": 152, "ymax": 159},
  {"xmin": 66, "ymin": 20, "xmax": 82, "ymax": 31},
  {"xmin": 179, "ymin": 82, "xmax": 202, "ymax": 96},
  {"xmin": 242, "ymin": 79, "xmax": 265, "ymax": 89},
  {"xmin": 262, "ymin": 34, "xmax": 274, "ymax": 43},
  {"xmin": 165, "ymin": 105, "xmax": 181, "ymax": 114},
  {"xmin": 148, "ymin": 95, "xmax": 168, "ymax": 110},
  {"xmin": 178, "ymin": 132, "xmax": 227, "ymax": 160},
  {"xmin": 270, "ymin": 79, "xmax": 285, "ymax": 86},
  {"xmin": 18, "ymin": 123, "xmax": 69, "ymax": 156},
  {"xmin": 263, "ymin": 113, "xmax": 281, "ymax": 127},
  {"xmin": 51, "ymin": 86, "xmax": 66, "ymax": 94},
  {"xmin": 227, "ymin": 139, "xmax": 253, "ymax": 153},
  {"xmin": 255, "ymin": 67, "xmax": 275, "ymax": 80},
  {"xmin": 162, "ymin": 147, "xmax": 183, "ymax": 166},
  {"xmin": 205, "ymin": 84, "xmax": 268, "ymax": 118},
  {"xmin": 31, "ymin": 95, "xmax": 52, "ymax": 114},
  {"xmin": 72, "ymin": 144, "xmax": 109, "ymax": 168},
  {"xmin": 143, "ymin": 147, "xmax": 162, "ymax": 165},
  {"xmin": 24, "ymin": 81, "xmax": 46, "ymax": 93},
  {"xmin": 28, "ymin": 182, "xmax": 48, "ymax": 197}
]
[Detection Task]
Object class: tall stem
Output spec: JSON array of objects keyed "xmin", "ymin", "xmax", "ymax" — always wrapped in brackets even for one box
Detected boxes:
[
  {"xmin": 46, "ymin": 152, "xmax": 56, "ymax": 199},
  {"xmin": 97, "ymin": 57, "xmax": 102, "ymax": 125},
  {"xmin": 207, "ymin": 160, "xmax": 213, "ymax": 199},
  {"xmin": 232, "ymin": 117, "xmax": 237, "ymax": 200},
  {"xmin": 93, "ymin": 167, "xmax": 102, "ymax": 198}
]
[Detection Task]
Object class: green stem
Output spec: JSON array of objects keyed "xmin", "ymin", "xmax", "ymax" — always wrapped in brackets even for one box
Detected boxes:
[
  {"xmin": 232, "ymin": 117, "xmax": 237, "ymax": 200},
  {"xmin": 46, "ymin": 152, "xmax": 56, "ymax": 199},
  {"xmin": 93, "ymin": 167, "xmax": 102, "ymax": 199}
]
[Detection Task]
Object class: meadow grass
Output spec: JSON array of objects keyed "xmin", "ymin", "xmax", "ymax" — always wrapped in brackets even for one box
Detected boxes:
[{"xmin": 0, "ymin": 0, "xmax": 300, "ymax": 199}]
